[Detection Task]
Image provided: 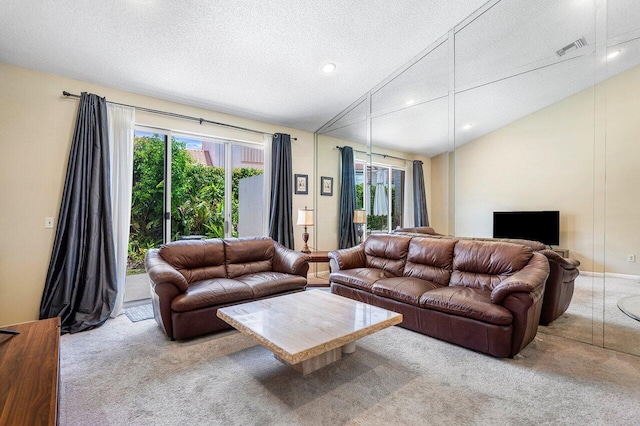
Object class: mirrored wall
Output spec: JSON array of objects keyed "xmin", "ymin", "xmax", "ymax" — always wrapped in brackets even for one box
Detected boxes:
[{"xmin": 315, "ymin": 0, "xmax": 640, "ymax": 357}]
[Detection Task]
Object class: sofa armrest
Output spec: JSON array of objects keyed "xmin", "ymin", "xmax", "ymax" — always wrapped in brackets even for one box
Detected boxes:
[
  {"xmin": 491, "ymin": 252, "xmax": 550, "ymax": 305},
  {"xmin": 328, "ymin": 245, "xmax": 366, "ymax": 272},
  {"xmin": 539, "ymin": 249, "xmax": 581, "ymax": 270},
  {"xmin": 272, "ymin": 242, "xmax": 310, "ymax": 277},
  {"xmin": 145, "ymin": 249, "xmax": 189, "ymax": 293}
]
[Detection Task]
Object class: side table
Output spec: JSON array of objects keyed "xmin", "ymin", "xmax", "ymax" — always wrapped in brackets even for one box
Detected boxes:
[
  {"xmin": 551, "ymin": 248, "xmax": 569, "ymax": 258},
  {"xmin": 306, "ymin": 250, "xmax": 330, "ymax": 287}
]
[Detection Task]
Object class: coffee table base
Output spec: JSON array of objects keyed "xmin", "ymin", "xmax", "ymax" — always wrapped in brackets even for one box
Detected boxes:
[{"xmin": 275, "ymin": 343, "xmax": 356, "ymax": 375}]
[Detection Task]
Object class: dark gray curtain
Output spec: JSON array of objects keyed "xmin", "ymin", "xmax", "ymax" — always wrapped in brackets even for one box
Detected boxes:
[
  {"xmin": 268, "ymin": 133, "xmax": 294, "ymax": 249},
  {"xmin": 392, "ymin": 169, "xmax": 404, "ymax": 229},
  {"xmin": 339, "ymin": 147, "xmax": 358, "ymax": 248},
  {"xmin": 413, "ymin": 160, "xmax": 429, "ymax": 227},
  {"xmin": 40, "ymin": 92, "xmax": 117, "ymax": 334}
]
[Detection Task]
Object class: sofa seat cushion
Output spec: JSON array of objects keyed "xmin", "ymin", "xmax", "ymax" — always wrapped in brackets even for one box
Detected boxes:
[
  {"xmin": 419, "ymin": 287, "xmax": 513, "ymax": 326},
  {"xmin": 372, "ymin": 277, "xmax": 443, "ymax": 306},
  {"xmin": 171, "ymin": 279, "xmax": 253, "ymax": 312},
  {"xmin": 330, "ymin": 268, "xmax": 395, "ymax": 292},
  {"xmin": 235, "ymin": 272, "xmax": 306, "ymax": 298}
]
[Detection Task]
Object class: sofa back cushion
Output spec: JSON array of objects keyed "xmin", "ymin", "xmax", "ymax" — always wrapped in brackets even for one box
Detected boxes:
[
  {"xmin": 403, "ymin": 237, "xmax": 456, "ymax": 286},
  {"xmin": 469, "ymin": 236, "xmax": 546, "ymax": 252},
  {"xmin": 364, "ymin": 234, "xmax": 411, "ymax": 277},
  {"xmin": 450, "ymin": 240, "xmax": 533, "ymax": 291},
  {"xmin": 159, "ymin": 239, "xmax": 226, "ymax": 284},
  {"xmin": 224, "ymin": 237, "xmax": 274, "ymax": 278}
]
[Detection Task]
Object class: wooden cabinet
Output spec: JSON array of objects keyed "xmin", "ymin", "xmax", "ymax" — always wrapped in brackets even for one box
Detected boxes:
[{"xmin": 0, "ymin": 317, "xmax": 61, "ymax": 426}]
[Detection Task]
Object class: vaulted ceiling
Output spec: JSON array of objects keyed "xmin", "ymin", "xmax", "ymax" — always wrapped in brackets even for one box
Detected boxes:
[{"xmin": 0, "ymin": 0, "xmax": 486, "ymax": 132}]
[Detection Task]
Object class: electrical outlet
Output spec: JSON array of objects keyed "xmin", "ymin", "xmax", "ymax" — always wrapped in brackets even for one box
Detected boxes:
[
  {"xmin": 45, "ymin": 217, "xmax": 54, "ymax": 229},
  {"xmin": 628, "ymin": 254, "xmax": 636, "ymax": 262}
]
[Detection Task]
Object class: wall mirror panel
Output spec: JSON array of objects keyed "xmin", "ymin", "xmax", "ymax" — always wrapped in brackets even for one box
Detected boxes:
[
  {"xmin": 603, "ymin": 0, "xmax": 640, "ymax": 356},
  {"xmin": 315, "ymin": 0, "xmax": 640, "ymax": 357},
  {"xmin": 314, "ymin": 98, "xmax": 369, "ymax": 282},
  {"xmin": 454, "ymin": 0, "xmax": 600, "ymax": 346},
  {"xmin": 454, "ymin": 0, "xmax": 596, "ymax": 90},
  {"xmin": 371, "ymin": 40, "xmax": 448, "ymax": 118}
]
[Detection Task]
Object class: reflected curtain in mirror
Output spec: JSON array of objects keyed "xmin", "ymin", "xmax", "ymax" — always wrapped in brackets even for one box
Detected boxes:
[
  {"xmin": 413, "ymin": 160, "xmax": 429, "ymax": 227},
  {"xmin": 268, "ymin": 133, "xmax": 294, "ymax": 249},
  {"xmin": 339, "ymin": 146, "xmax": 358, "ymax": 248},
  {"xmin": 39, "ymin": 92, "xmax": 117, "ymax": 333}
]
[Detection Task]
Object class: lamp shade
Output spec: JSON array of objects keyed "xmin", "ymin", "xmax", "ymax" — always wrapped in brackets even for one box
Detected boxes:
[
  {"xmin": 297, "ymin": 207, "xmax": 314, "ymax": 226},
  {"xmin": 353, "ymin": 209, "xmax": 367, "ymax": 224}
]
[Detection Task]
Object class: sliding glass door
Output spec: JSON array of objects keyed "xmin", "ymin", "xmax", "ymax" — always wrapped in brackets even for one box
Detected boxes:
[
  {"xmin": 129, "ymin": 130, "xmax": 167, "ymax": 275},
  {"xmin": 170, "ymin": 136, "xmax": 226, "ymax": 240},
  {"xmin": 125, "ymin": 128, "xmax": 265, "ymax": 301},
  {"xmin": 167, "ymin": 132, "xmax": 265, "ymax": 241}
]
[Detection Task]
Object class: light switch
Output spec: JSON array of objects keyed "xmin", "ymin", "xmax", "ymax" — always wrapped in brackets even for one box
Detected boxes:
[{"xmin": 45, "ymin": 217, "xmax": 54, "ymax": 229}]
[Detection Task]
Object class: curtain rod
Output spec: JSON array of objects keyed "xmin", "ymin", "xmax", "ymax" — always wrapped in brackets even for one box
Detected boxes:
[
  {"xmin": 336, "ymin": 145, "xmax": 415, "ymax": 163},
  {"xmin": 62, "ymin": 91, "xmax": 297, "ymax": 140}
]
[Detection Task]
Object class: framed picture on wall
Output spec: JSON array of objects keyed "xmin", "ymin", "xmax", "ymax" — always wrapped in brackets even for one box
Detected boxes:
[
  {"xmin": 294, "ymin": 174, "xmax": 308, "ymax": 194},
  {"xmin": 321, "ymin": 176, "xmax": 333, "ymax": 196}
]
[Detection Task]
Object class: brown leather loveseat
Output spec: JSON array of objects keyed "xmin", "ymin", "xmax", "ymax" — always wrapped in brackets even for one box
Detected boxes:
[
  {"xmin": 146, "ymin": 237, "xmax": 309, "ymax": 340},
  {"xmin": 393, "ymin": 227, "xmax": 580, "ymax": 325},
  {"xmin": 329, "ymin": 234, "xmax": 549, "ymax": 357}
]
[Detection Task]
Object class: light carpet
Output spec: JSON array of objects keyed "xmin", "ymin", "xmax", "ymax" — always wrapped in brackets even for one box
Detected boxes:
[{"xmin": 59, "ymin": 315, "xmax": 640, "ymax": 425}]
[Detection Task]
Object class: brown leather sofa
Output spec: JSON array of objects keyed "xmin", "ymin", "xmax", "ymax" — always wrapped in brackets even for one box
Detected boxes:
[
  {"xmin": 329, "ymin": 234, "xmax": 549, "ymax": 357},
  {"xmin": 146, "ymin": 237, "xmax": 309, "ymax": 340},
  {"xmin": 394, "ymin": 227, "xmax": 580, "ymax": 325}
]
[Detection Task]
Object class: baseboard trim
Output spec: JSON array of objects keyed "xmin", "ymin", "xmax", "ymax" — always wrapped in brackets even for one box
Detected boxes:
[{"xmin": 579, "ymin": 271, "xmax": 640, "ymax": 280}]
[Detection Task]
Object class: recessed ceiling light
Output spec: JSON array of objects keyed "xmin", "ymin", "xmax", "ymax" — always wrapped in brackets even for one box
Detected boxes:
[
  {"xmin": 462, "ymin": 123, "xmax": 473, "ymax": 130},
  {"xmin": 406, "ymin": 99, "xmax": 416, "ymax": 106},
  {"xmin": 322, "ymin": 63, "xmax": 336, "ymax": 73},
  {"xmin": 607, "ymin": 50, "xmax": 622, "ymax": 60}
]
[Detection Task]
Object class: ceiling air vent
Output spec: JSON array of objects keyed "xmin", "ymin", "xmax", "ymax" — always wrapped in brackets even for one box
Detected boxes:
[{"xmin": 556, "ymin": 37, "xmax": 587, "ymax": 57}]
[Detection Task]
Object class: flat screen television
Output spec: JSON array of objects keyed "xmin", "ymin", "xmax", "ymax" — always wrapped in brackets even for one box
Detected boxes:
[{"xmin": 493, "ymin": 211, "xmax": 559, "ymax": 246}]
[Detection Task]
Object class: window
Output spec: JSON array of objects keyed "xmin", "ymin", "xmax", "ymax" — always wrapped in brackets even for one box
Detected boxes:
[{"xmin": 356, "ymin": 160, "xmax": 406, "ymax": 234}]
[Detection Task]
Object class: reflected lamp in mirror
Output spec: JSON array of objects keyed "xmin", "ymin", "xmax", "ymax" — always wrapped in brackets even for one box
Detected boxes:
[
  {"xmin": 297, "ymin": 206, "xmax": 314, "ymax": 253},
  {"xmin": 353, "ymin": 209, "xmax": 367, "ymax": 244}
]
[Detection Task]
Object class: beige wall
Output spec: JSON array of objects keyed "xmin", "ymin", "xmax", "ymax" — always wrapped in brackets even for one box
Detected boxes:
[
  {"xmin": 0, "ymin": 63, "xmax": 316, "ymax": 326},
  {"xmin": 450, "ymin": 64, "xmax": 640, "ymax": 275}
]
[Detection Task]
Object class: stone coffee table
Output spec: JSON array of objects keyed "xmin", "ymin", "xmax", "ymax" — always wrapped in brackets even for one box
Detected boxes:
[{"xmin": 217, "ymin": 290, "xmax": 402, "ymax": 375}]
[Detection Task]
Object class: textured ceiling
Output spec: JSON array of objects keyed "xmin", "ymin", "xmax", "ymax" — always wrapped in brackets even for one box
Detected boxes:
[{"xmin": 0, "ymin": 0, "xmax": 487, "ymax": 132}]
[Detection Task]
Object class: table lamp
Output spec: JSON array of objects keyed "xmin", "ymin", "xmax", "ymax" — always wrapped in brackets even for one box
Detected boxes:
[
  {"xmin": 297, "ymin": 206, "xmax": 314, "ymax": 253},
  {"xmin": 353, "ymin": 209, "xmax": 367, "ymax": 244}
]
